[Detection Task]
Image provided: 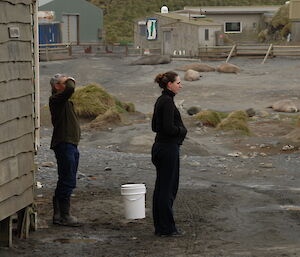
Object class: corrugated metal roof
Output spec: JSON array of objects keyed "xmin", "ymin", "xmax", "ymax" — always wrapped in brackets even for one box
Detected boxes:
[
  {"xmin": 156, "ymin": 12, "xmax": 221, "ymax": 26},
  {"xmin": 182, "ymin": 5, "xmax": 281, "ymax": 14}
]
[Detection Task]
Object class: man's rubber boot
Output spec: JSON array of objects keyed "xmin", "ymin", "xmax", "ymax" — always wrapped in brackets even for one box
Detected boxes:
[
  {"xmin": 52, "ymin": 196, "xmax": 60, "ymax": 225},
  {"xmin": 58, "ymin": 198, "xmax": 82, "ymax": 227}
]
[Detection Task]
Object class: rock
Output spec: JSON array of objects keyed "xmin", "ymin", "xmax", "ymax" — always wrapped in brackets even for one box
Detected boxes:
[
  {"xmin": 41, "ymin": 161, "xmax": 55, "ymax": 167},
  {"xmin": 217, "ymin": 63, "xmax": 241, "ymax": 73},
  {"xmin": 256, "ymin": 110, "xmax": 270, "ymax": 117},
  {"xmin": 36, "ymin": 181, "xmax": 43, "ymax": 189},
  {"xmin": 176, "ymin": 63, "xmax": 215, "ymax": 72},
  {"xmin": 259, "ymin": 163, "xmax": 273, "ymax": 168},
  {"xmin": 77, "ymin": 171, "xmax": 86, "ymax": 179},
  {"xmin": 189, "ymin": 161, "xmax": 200, "ymax": 166},
  {"xmin": 282, "ymin": 145, "xmax": 295, "ymax": 151},
  {"xmin": 131, "ymin": 55, "xmax": 171, "ymax": 65},
  {"xmin": 175, "ymin": 99, "xmax": 184, "ymax": 110},
  {"xmin": 184, "ymin": 69, "xmax": 201, "ymax": 81},
  {"xmin": 268, "ymin": 99, "xmax": 298, "ymax": 113},
  {"xmin": 127, "ymin": 163, "xmax": 137, "ymax": 168},
  {"xmin": 245, "ymin": 108, "xmax": 256, "ymax": 117},
  {"xmin": 227, "ymin": 152, "xmax": 242, "ymax": 157},
  {"xmin": 187, "ymin": 106, "xmax": 201, "ymax": 116}
]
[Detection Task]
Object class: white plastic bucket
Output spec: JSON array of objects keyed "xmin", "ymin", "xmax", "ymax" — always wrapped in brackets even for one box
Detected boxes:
[{"xmin": 121, "ymin": 184, "xmax": 146, "ymax": 219}]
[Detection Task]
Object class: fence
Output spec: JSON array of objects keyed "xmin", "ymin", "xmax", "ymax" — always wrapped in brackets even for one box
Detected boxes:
[
  {"xmin": 198, "ymin": 44, "xmax": 300, "ymax": 63},
  {"xmin": 39, "ymin": 43, "xmax": 72, "ymax": 61},
  {"xmin": 39, "ymin": 43, "xmax": 300, "ymax": 62}
]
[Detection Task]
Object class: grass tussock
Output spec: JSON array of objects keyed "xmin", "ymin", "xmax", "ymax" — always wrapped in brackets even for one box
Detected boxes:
[
  {"xmin": 227, "ymin": 110, "xmax": 248, "ymax": 122},
  {"xmin": 194, "ymin": 110, "xmax": 221, "ymax": 127},
  {"xmin": 71, "ymin": 84, "xmax": 135, "ymax": 118},
  {"xmin": 123, "ymin": 102, "xmax": 136, "ymax": 112},
  {"xmin": 217, "ymin": 116, "xmax": 250, "ymax": 135},
  {"xmin": 89, "ymin": 107, "xmax": 124, "ymax": 129}
]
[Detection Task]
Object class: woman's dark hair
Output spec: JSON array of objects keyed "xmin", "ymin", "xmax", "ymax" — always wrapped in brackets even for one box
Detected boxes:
[{"xmin": 154, "ymin": 71, "xmax": 178, "ymax": 89}]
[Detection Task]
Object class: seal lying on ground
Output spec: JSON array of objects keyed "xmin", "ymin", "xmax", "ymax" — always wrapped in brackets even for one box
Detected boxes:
[
  {"xmin": 176, "ymin": 63, "xmax": 215, "ymax": 72},
  {"xmin": 131, "ymin": 55, "xmax": 171, "ymax": 65},
  {"xmin": 217, "ymin": 63, "xmax": 241, "ymax": 73},
  {"xmin": 268, "ymin": 99, "xmax": 298, "ymax": 113},
  {"xmin": 184, "ymin": 69, "xmax": 202, "ymax": 81}
]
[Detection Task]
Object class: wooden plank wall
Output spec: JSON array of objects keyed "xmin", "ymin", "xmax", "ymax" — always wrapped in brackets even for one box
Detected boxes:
[{"xmin": 0, "ymin": 0, "xmax": 35, "ymax": 221}]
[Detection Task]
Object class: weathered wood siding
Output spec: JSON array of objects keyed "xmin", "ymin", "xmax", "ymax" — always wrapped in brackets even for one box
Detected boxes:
[{"xmin": 0, "ymin": 0, "xmax": 35, "ymax": 221}]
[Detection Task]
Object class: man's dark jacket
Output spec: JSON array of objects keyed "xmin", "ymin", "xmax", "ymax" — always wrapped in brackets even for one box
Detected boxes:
[{"xmin": 49, "ymin": 79, "xmax": 81, "ymax": 149}]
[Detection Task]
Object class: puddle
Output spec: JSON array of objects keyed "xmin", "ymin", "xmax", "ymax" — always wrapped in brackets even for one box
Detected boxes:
[
  {"xmin": 53, "ymin": 238, "xmax": 99, "ymax": 244},
  {"xmin": 242, "ymin": 204, "xmax": 300, "ymax": 213},
  {"xmin": 280, "ymin": 205, "xmax": 300, "ymax": 211},
  {"xmin": 242, "ymin": 183, "xmax": 300, "ymax": 192}
]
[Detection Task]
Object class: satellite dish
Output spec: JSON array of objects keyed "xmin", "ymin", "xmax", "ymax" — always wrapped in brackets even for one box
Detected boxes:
[{"xmin": 161, "ymin": 5, "xmax": 169, "ymax": 13}]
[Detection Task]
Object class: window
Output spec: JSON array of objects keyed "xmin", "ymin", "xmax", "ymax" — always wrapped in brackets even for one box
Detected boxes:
[
  {"xmin": 205, "ymin": 29, "xmax": 209, "ymax": 41},
  {"xmin": 224, "ymin": 22, "xmax": 241, "ymax": 33}
]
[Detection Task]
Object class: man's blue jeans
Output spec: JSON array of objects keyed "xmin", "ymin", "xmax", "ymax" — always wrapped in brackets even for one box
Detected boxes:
[{"xmin": 53, "ymin": 142, "xmax": 79, "ymax": 201}]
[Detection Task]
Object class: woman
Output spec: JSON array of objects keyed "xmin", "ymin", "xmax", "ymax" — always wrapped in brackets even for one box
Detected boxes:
[{"xmin": 151, "ymin": 71, "xmax": 187, "ymax": 237}]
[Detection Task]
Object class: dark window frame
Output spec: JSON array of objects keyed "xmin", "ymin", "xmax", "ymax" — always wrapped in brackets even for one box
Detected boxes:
[{"xmin": 224, "ymin": 22, "xmax": 242, "ymax": 33}]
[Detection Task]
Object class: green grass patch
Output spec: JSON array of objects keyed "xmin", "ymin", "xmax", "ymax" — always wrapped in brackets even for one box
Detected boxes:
[
  {"xmin": 194, "ymin": 110, "xmax": 221, "ymax": 127},
  {"xmin": 71, "ymin": 84, "xmax": 130, "ymax": 118},
  {"xmin": 227, "ymin": 110, "xmax": 248, "ymax": 122},
  {"xmin": 217, "ymin": 118, "xmax": 250, "ymax": 135}
]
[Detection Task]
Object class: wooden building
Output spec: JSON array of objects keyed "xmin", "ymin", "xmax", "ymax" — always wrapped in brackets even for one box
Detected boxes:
[
  {"xmin": 176, "ymin": 6, "xmax": 281, "ymax": 42},
  {"xmin": 134, "ymin": 12, "xmax": 222, "ymax": 57},
  {"xmin": 289, "ymin": 0, "xmax": 300, "ymax": 42},
  {"xmin": 0, "ymin": 0, "xmax": 38, "ymax": 246}
]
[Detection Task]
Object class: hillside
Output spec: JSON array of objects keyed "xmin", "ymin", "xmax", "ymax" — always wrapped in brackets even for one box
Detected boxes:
[{"xmin": 88, "ymin": 0, "xmax": 286, "ymax": 43}]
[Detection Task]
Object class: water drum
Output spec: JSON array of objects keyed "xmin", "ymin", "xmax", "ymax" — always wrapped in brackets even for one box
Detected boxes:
[{"xmin": 121, "ymin": 184, "xmax": 146, "ymax": 219}]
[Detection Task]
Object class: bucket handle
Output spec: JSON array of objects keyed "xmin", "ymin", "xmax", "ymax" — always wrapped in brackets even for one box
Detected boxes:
[{"xmin": 123, "ymin": 194, "xmax": 145, "ymax": 201}]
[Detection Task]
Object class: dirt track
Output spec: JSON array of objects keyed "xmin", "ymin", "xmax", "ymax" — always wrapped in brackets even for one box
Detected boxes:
[{"xmin": 2, "ymin": 55, "xmax": 300, "ymax": 257}]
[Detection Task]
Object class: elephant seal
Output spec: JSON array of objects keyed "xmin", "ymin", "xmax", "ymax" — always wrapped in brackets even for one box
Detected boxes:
[
  {"xmin": 131, "ymin": 55, "xmax": 171, "ymax": 65},
  {"xmin": 184, "ymin": 69, "xmax": 202, "ymax": 81},
  {"xmin": 217, "ymin": 63, "xmax": 241, "ymax": 73},
  {"xmin": 269, "ymin": 99, "xmax": 298, "ymax": 113},
  {"xmin": 177, "ymin": 63, "xmax": 215, "ymax": 72}
]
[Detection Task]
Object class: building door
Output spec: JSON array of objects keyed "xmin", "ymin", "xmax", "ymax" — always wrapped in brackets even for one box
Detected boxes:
[
  {"xmin": 163, "ymin": 31, "xmax": 171, "ymax": 55},
  {"xmin": 62, "ymin": 14, "xmax": 79, "ymax": 44}
]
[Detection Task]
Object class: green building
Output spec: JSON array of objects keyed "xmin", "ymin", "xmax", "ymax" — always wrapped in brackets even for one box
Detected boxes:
[{"xmin": 39, "ymin": 0, "xmax": 103, "ymax": 43}]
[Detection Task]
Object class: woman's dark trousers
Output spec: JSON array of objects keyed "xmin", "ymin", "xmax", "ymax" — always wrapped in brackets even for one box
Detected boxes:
[{"xmin": 152, "ymin": 142, "xmax": 180, "ymax": 235}]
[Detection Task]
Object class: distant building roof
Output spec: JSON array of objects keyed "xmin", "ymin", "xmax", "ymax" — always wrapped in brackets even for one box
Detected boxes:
[
  {"xmin": 180, "ymin": 5, "xmax": 281, "ymax": 15},
  {"xmin": 39, "ymin": 0, "xmax": 53, "ymax": 7},
  {"xmin": 155, "ymin": 12, "xmax": 221, "ymax": 26}
]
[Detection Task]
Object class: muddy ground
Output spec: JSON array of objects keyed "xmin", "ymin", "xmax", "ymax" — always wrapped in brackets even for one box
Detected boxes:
[{"xmin": 2, "ymin": 55, "xmax": 300, "ymax": 257}]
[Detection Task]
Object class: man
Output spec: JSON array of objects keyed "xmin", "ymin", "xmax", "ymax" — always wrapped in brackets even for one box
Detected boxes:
[{"xmin": 49, "ymin": 74, "xmax": 81, "ymax": 226}]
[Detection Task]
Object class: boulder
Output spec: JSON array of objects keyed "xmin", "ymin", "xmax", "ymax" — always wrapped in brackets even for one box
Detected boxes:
[
  {"xmin": 184, "ymin": 69, "xmax": 202, "ymax": 81},
  {"xmin": 269, "ymin": 99, "xmax": 298, "ymax": 113},
  {"xmin": 217, "ymin": 63, "xmax": 241, "ymax": 73},
  {"xmin": 131, "ymin": 55, "xmax": 171, "ymax": 65},
  {"xmin": 245, "ymin": 108, "xmax": 256, "ymax": 117},
  {"xmin": 187, "ymin": 106, "xmax": 201, "ymax": 116},
  {"xmin": 177, "ymin": 63, "xmax": 215, "ymax": 72}
]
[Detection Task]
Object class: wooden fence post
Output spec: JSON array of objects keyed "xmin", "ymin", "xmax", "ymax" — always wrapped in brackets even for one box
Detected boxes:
[
  {"xmin": 262, "ymin": 44, "xmax": 273, "ymax": 64},
  {"xmin": 226, "ymin": 45, "xmax": 236, "ymax": 63}
]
